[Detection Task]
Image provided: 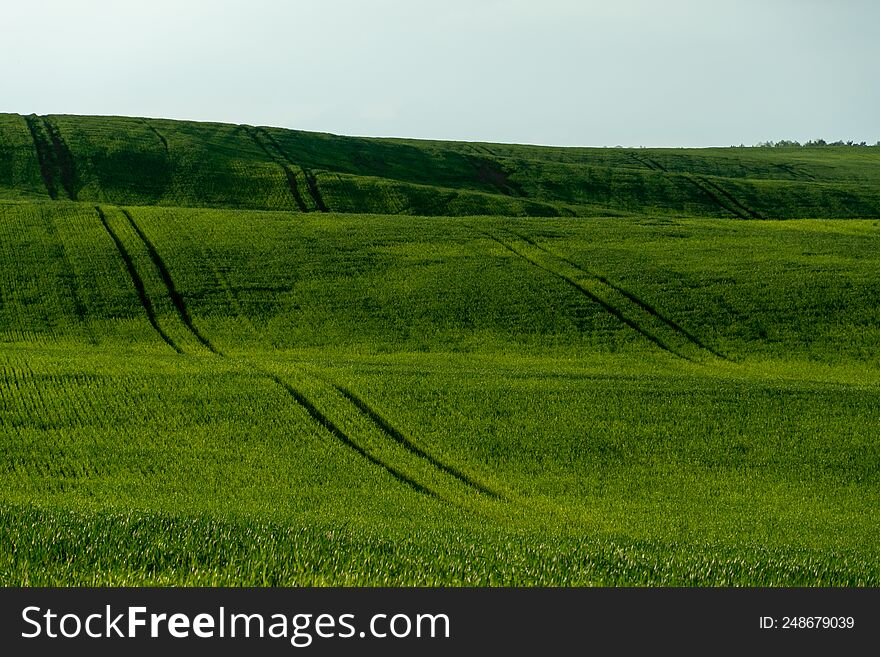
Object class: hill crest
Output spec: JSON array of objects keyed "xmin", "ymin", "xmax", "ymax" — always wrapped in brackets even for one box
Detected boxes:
[{"xmin": 2, "ymin": 113, "xmax": 879, "ymax": 218}]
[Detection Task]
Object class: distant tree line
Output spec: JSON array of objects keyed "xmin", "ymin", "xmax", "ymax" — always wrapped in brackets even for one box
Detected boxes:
[{"xmin": 752, "ymin": 139, "xmax": 879, "ymax": 148}]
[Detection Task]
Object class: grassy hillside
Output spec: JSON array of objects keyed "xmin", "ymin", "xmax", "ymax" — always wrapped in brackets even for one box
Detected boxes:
[
  {"xmin": 2, "ymin": 113, "xmax": 880, "ymax": 217},
  {"xmin": 1, "ymin": 194, "xmax": 878, "ymax": 585},
  {"xmin": 0, "ymin": 114, "xmax": 878, "ymax": 585},
  {"xmin": 3, "ymin": 203, "xmax": 878, "ymax": 362}
]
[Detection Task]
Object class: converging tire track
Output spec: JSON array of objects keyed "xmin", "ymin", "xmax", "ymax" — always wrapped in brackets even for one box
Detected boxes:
[
  {"xmin": 486, "ymin": 231, "xmax": 729, "ymax": 363},
  {"xmin": 100, "ymin": 207, "xmax": 496, "ymax": 503},
  {"xmin": 246, "ymin": 127, "xmax": 308, "ymax": 212},
  {"xmin": 507, "ymin": 231, "xmax": 730, "ymax": 361},
  {"xmin": 256, "ymin": 128, "xmax": 328, "ymax": 212},
  {"xmin": 24, "ymin": 115, "xmax": 58, "ymax": 199},
  {"xmin": 42, "ymin": 118, "xmax": 78, "ymax": 201},
  {"xmin": 629, "ymin": 152, "xmax": 666, "ymax": 172},
  {"xmin": 682, "ymin": 175, "xmax": 764, "ymax": 220},
  {"xmin": 485, "ymin": 232, "xmax": 689, "ymax": 361},
  {"xmin": 95, "ymin": 206, "xmax": 182, "ymax": 353},
  {"xmin": 695, "ymin": 176, "xmax": 765, "ymax": 220},
  {"xmin": 119, "ymin": 209, "xmax": 220, "ymax": 355},
  {"xmin": 628, "ymin": 152, "xmax": 765, "ymax": 220},
  {"xmin": 301, "ymin": 168, "xmax": 328, "ymax": 212},
  {"xmin": 334, "ymin": 384, "xmax": 502, "ymax": 498},
  {"xmin": 774, "ymin": 163, "xmax": 816, "ymax": 182},
  {"xmin": 24, "ymin": 115, "xmax": 78, "ymax": 200},
  {"xmin": 266, "ymin": 374, "xmax": 436, "ymax": 498}
]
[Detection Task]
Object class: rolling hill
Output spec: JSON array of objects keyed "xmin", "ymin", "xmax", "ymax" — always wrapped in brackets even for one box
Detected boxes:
[
  {"xmin": 3, "ymin": 113, "xmax": 880, "ymax": 217},
  {"xmin": 0, "ymin": 114, "xmax": 878, "ymax": 586}
]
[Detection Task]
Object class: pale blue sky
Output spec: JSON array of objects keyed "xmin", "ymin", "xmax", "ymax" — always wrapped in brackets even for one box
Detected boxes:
[{"xmin": 3, "ymin": 0, "xmax": 877, "ymax": 146}]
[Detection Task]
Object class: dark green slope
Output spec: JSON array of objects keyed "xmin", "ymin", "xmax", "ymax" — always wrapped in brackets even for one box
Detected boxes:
[
  {"xmin": 2, "ymin": 202, "xmax": 878, "ymax": 363},
  {"xmin": 1, "ymin": 113, "xmax": 879, "ymax": 217},
  {"xmin": 0, "ymin": 114, "xmax": 48, "ymax": 200}
]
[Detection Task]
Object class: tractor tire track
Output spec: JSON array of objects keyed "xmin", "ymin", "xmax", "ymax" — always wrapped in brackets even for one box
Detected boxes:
[
  {"xmin": 246, "ymin": 127, "xmax": 308, "ymax": 211},
  {"xmin": 629, "ymin": 152, "xmax": 762, "ymax": 219},
  {"xmin": 629, "ymin": 152, "xmax": 667, "ymax": 172},
  {"xmin": 119, "ymin": 209, "xmax": 220, "ymax": 355},
  {"xmin": 265, "ymin": 374, "xmax": 436, "ymax": 498},
  {"xmin": 107, "ymin": 209, "xmax": 445, "ymax": 498},
  {"xmin": 41, "ymin": 118, "xmax": 78, "ymax": 201},
  {"xmin": 774, "ymin": 163, "xmax": 816, "ymax": 182},
  {"xmin": 141, "ymin": 119, "xmax": 169, "ymax": 154},
  {"xmin": 630, "ymin": 151, "xmax": 782, "ymax": 217},
  {"xmin": 255, "ymin": 128, "xmax": 297, "ymax": 167},
  {"xmin": 506, "ymin": 230, "xmax": 730, "ymax": 361},
  {"xmin": 112, "ymin": 217, "xmax": 434, "ymax": 496},
  {"xmin": 95, "ymin": 206, "xmax": 182, "ymax": 353},
  {"xmin": 470, "ymin": 143, "xmax": 498, "ymax": 157},
  {"xmin": 681, "ymin": 174, "xmax": 750, "ymax": 219},
  {"xmin": 24, "ymin": 115, "xmax": 58, "ymax": 199},
  {"xmin": 115, "ymin": 207, "xmax": 437, "ymax": 497},
  {"xmin": 334, "ymin": 384, "xmax": 501, "ymax": 498},
  {"xmin": 107, "ymin": 207, "xmax": 500, "ymax": 502},
  {"xmin": 301, "ymin": 168, "xmax": 328, "ymax": 212},
  {"xmin": 696, "ymin": 176, "xmax": 765, "ymax": 220},
  {"xmin": 282, "ymin": 169, "xmax": 309, "ymax": 212},
  {"xmin": 486, "ymin": 232, "xmax": 697, "ymax": 362},
  {"xmin": 255, "ymin": 128, "xmax": 328, "ymax": 212}
]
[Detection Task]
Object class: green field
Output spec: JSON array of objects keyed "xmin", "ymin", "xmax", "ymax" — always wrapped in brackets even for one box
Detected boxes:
[{"xmin": 0, "ymin": 114, "xmax": 878, "ymax": 585}]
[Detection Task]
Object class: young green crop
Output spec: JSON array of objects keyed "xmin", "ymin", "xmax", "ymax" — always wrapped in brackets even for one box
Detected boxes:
[
  {"xmin": 0, "ymin": 195, "xmax": 878, "ymax": 585},
  {"xmin": 2, "ymin": 113, "xmax": 879, "ymax": 217},
  {"xmin": 1, "ymin": 114, "xmax": 878, "ymax": 586}
]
